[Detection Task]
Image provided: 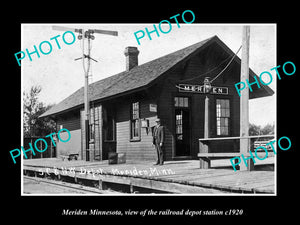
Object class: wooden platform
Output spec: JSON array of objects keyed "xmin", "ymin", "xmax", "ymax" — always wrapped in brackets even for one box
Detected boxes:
[{"xmin": 23, "ymin": 158, "xmax": 275, "ymax": 194}]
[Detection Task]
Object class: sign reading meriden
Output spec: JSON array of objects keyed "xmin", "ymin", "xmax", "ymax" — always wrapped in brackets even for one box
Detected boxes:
[{"xmin": 178, "ymin": 84, "xmax": 228, "ymax": 95}]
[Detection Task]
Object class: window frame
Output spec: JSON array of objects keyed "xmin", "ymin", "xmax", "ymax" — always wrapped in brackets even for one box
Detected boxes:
[
  {"xmin": 130, "ymin": 101, "xmax": 141, "ymax": 141},
  {"xmin": 174, "ymin": 96, "xmax": 190, "ymax": 142},
  {"xmin": 216, "ymin": 98, "xmax": 231, "ymax": 136},
  {"xmin": 174, "ymin": 96, "xmax": 189, "ymax": 108}
]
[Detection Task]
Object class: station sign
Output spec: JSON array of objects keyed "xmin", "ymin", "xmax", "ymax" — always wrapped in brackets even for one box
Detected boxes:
[{"xmin": 177, "ymin": 84, "xmax": 228, "ymax": 95}]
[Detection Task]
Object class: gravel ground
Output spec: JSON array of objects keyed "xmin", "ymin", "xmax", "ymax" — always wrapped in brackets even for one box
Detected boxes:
[{"xmin": 23, "ymin": 177, "xmax": 119, "ymax": 194}]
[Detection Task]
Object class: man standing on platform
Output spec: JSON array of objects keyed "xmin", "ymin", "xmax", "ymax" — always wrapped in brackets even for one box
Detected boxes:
[{"xmin": 152, "ymin": 118, "xmax": 165, "ymax": 165}]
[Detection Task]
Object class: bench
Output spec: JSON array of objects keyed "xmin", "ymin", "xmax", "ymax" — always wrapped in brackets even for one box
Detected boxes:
[{"xmin": 198, "ymin": 135, "xmax": 275, "ymax": 170}]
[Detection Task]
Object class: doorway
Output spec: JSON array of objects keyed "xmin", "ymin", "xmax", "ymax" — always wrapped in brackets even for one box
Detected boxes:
[
  {"xmin": 174, "ymin": 97, "xmax": 191, "ymax": 156},
  {"xmin": 102, "ymin": 105, "xmax": 116, "ymax": 160}
]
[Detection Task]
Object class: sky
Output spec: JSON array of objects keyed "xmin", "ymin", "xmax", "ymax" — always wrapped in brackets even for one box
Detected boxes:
[{"xmin": 21, "ymin": 23, "xmax": 276, "ymax": 126}]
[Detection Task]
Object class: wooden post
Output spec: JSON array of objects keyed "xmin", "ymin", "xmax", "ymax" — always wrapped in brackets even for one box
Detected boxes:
[
  {"xmin": 50, "ymin": 138, "xmax": 52, "ymax": 158},
  {"xmin": 200, "ymin": 96, "xmax": 211, "ymax": 169},
  {"xmin": 30, "ymin": 139, "xmax": 33, "ymax": 159},
  {"xmin": 204, "ymin": 96, "xmax": 210, "ymax": 139},
  {"xmin": 240, "ymin": 26, "xmax": 254, "ymax": 171},
  {"xmin": 99, "ymin": 105, "xmax": 103, "ymax": 161},
  {"xmin": 40, "ymin": 139, "xmax": 43, "ymax": 159},
  {"xmin": 130, "ymin": 182, "xmax": 134, "ymax": 193}
]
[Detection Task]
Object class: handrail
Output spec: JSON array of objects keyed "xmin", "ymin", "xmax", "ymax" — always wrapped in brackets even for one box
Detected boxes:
[{"xmin": 199, "ymin": 135, "xmax": 275, "ymax": 142}]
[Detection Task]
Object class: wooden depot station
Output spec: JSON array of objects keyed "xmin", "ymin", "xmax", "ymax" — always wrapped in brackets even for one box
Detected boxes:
[
  {"xmin": 27, "ymin": 35, "xmax": 275, "ymax": 194},
  {"xmin": 40, "ymin": 35, "xmax": 273, "ymax": 164}
]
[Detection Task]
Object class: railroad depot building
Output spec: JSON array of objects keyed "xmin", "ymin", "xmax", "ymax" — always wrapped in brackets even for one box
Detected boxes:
[{"xmin": 40, "ymin": 35, "xmax": 274, "ymax": 162}]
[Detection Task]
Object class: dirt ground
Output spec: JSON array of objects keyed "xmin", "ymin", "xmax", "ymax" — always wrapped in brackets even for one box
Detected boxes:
[{"xmin": 23, "ymin": 177, "xmax": 119, "ymax": 194}]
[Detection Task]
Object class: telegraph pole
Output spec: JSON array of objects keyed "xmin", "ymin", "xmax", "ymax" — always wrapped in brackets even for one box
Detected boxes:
[
  {"xmin": 52, "ymin": 26, "xmax": 118, "ymax": 161},
  {"xmin": 82, "ymin": 29, "xmax": 91, "ymax": 161},
  {"xmin": 239, "ymin": 26, "xmax": 253, "ymax": 171}
]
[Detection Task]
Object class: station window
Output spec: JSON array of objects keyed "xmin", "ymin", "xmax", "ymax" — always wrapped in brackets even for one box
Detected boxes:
[
  {"xmin": 130, "ymin": 102, "xmax": 140, "ymax": 141},
  {"xmin": 174, "ymin": 97, "xmax": 189, "ymax": 107},
  {"xmin": 175, "ymin": 113, "xmax": 183, "ymax": 140},
  {"xmin": 216, "ymin": 99, "xmax": 230, "ymax": 136},
  {"xmin": 89, "ymin": 123, "xmax": 95, "ymax": 143}
]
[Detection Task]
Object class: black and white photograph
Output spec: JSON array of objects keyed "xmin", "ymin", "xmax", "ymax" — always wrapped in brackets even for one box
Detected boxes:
[
  {"xmin": 3, "ymin": 5, "xmax": 300, "ymax": 223},
  {"xmin": 21, "ymin": 23, "xmax": 277, "ymax": 195}
]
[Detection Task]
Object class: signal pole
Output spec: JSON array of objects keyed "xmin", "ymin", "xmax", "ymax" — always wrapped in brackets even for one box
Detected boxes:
[{"xmin": 82, "ymin": 29, "xmax": 91, "ymax": 161}]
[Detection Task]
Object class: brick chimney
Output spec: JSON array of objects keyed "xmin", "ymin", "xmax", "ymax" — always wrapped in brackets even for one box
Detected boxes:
[{"xmin": 124, "ymin": 46, "xmax": 139, "ymax": 71}]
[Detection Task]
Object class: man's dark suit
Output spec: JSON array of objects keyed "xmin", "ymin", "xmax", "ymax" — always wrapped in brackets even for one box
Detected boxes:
[{"xmin": 152, "ymin": 125, "xmax": 165, "ymax": 165}]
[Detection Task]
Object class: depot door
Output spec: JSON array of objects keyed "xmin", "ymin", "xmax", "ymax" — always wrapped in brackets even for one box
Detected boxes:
[
  {"xmin": 174, "ymin": 97, "xmax": 191, "ymax": 156},
  {"xmin": 102, "ymin": 105, "xmax": 116, "ymax": 160}
]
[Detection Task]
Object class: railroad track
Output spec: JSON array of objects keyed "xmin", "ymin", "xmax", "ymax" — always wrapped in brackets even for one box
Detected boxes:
[{"xmin": 23, "ymin": 176, "xmax": 118, "ymax": 194}]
